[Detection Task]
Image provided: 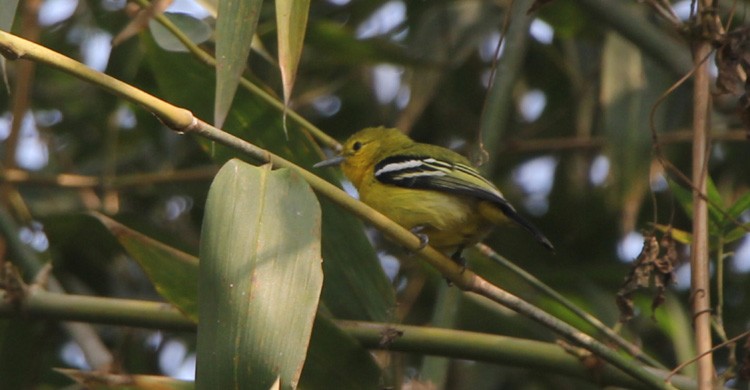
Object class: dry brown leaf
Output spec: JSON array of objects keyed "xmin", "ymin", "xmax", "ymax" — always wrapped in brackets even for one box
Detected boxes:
[{"xmin": 616, "ymin": 232, "xmax": 678, "ymax": 322}]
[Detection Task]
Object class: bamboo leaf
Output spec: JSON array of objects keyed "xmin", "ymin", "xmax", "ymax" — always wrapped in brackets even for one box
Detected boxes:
[
  {"xmin": 214, "ymin": 0, "xmax": 262, "ymax": 127},
  {"xmin": 275, "ymin": 0, "xmax": 309, "ymax": 106},
  {"xmin": 196, "ymin": 159, "xmax": 323, "ymax": 389},
  {"xmin": 0, "ymin": 0, "xmax": 19, "ymax": 32},
  {"xmin": 726, "ymin": 191, "xmax": 750, "ymax": 220},
  {"xmin": 149, "ymin": 12, "xmax": 212, "ymax": 52},
  {"xmin": 0, "ymin": 0, "xmax": 19, "ymax": 89},
  {"xmin": 722, "ymin": 223, "xmax": 750, "ymax": 244},
  {"xmin": 0, "ymin": 320, "xmax": 48, "ymax": 389},
  {"xmin": 300, "ymin": 314, "xmax": 382, "ymax": 389},
  {"xmin": 668, "ymin": 178, "xmax": 725, "ymax": 233},
  {"xmin": 653, "ymin": 224, "xmax": 692, "ymax": 245},
  {"xmin": 90, "ymin": 212, "xmax": 199, "ymax": 321},
  {"xmin": 705, "ymin": 176, "xmax": 725, "ymax": 227},
  {"xmin": 601, "ymin": 30, "xmax": 665, "ymax": 233}
]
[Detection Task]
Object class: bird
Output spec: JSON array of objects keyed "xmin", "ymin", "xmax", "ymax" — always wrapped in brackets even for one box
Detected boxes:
[{"xmin": 314, "ymin": 127, "xmax": 554, "ymax": 262}]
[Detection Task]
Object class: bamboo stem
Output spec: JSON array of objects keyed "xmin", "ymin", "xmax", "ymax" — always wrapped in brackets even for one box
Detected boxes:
[
  {"xmin": 690, "ymin": 8, "xmax": 716, "ymax": 388},
  {"xmin": 0, "ymin": 289, "xmax": 706, "ymax": 389}
]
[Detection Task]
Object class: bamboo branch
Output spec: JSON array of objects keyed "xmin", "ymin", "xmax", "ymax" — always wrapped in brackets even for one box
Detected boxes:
[
  {"xmin": 0, "ymin": 209, "xmax": 114, "ymax": 370},
  {"xmin": 0, "ymin": 289, "xmax": 707, "ymax": 390},
  {"xmin": 476, "ymin": 243, "xmax": 666, "ymax": 369},
  {"xmin": 0, "ymin": 166, "xmax": 218, "ymax": 189}
]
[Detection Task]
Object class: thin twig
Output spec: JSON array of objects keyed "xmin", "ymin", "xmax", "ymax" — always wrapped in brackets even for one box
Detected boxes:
[
  {"xmin": 0, "ymin": 166, "xmax": 218, "ymax": 189},
  {"xmin": 666, "ymin": 330, "xmax": 750, "ymax": 382},
  {"xmin": 475, "ymin": 243, "xmax": 666, "ymax": 369}
]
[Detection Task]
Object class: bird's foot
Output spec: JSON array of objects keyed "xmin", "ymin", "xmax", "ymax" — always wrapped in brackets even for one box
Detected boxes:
[
  {"xmin": 443, "ymin": 247, "xmax": 468, "ymax": 286},
  {"xmin": 410, "ymin": 225, "xmax": 429, "ymax": 250},
  {"xmin": 450, "ymin": 247, "xmax": 467, "ymax": 273}
]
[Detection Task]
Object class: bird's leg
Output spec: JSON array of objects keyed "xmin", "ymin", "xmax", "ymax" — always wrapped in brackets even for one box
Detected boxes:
[
  {"xmin": 450, "ymin": 246, "xmax": 467, "ymax": 273},
  {"xmin": 442, "ymin": 246, "xmax": 469, "ymax": 287},
  {"xmin": 410, "ymin": 225, "xmax": 430, "ymax": 250}
]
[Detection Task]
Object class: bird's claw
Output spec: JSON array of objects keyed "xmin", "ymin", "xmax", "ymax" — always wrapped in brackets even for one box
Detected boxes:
[
  {"xmin": 410, "ymin": 226, "xmax": 429, "ymax": 250},
  {"xmin": 450, "ymin": 247, "xmax": 467, "ymax": 273}
]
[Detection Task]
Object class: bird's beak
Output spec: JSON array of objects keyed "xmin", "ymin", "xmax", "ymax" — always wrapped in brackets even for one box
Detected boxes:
[{"xmin": 313, "ymin": 155, "xmax": 345, "ymax": 168}]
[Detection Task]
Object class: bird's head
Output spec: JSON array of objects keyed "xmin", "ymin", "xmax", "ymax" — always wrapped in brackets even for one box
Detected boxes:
[{"xmin": 314, "ymin": 127, "xmax": 413, "ymax": 188}]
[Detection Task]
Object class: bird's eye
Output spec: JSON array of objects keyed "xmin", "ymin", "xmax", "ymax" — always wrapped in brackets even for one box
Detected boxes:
[{"xmin": 352, "ymin": 141, "xmax": 362, "ymax": 151}]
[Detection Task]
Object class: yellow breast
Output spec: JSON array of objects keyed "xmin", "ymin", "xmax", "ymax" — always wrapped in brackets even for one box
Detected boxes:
[{"xmin": 358, "ymin": 180, "xmax": 493, "ymax": 252}]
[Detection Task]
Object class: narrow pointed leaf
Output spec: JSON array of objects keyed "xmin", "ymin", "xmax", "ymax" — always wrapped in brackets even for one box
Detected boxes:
[
  {"xmin": 0, "ymin": 0, "xmax": 19, "ymax": 89},
  {"xmin": 727, "ymin": 189, "xmax": 750, "ymax": 219},
  {"xmin": 653, "ymin": 224, "xmax": 692, "ymax": 245},
  {"xmin": 149, "ymin": 12, "xmax": 212, "ymax": 52},
  {"xmin": 668, "ymin": 178, "xmax": 725, "ymax": 233},
  {"xmin": 214, "ymin": 0, "xmax": 262, "ymax": 127},
  {"xmin": 723, "ymin": 223, "xmax": 750, "ymax": 244},
  {"xmin": 276, "ymin": 0, "xmax": 309, "ymax": 105},
  {"xmin": 705, "ymin": 175, "xmax": 725, "ymax": 227},
  {"xmin": 197, "ymin": 160, "xmax": 323, "ymax": 390},
  {"xmin": 299, "ymin": 314, "xmax": 382, "ymax": 389},
  {"xmin": 601, "ymin": 30, "xmax": 670, "ymax": 232},
  {"xmin": 90, "ymin": 212, "xmax": 200, "ymax": 321},
  {"xmin": 0, "ymin": 0, "xmax": 19, "ymax": 32}
]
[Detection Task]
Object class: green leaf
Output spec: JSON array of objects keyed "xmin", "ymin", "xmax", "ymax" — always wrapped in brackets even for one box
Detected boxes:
[
  {"xmin": 306, "ymin": 21, "xmax": 412, "ymax": 66},
  {"xmin": 652, "ymin": 294, "xmax": 696, "ymax": 377},
  {"xmin": 214, "ymin": 0, "xmax": 262, "ymax": 127},
  {"xmin": 0, "ymin": 0, "xmax": 18, "ymax": 32},
  {"xmin": 197, "ymin": 160, "xmax": 323, "ymax": 389},
  {"xmin": 91, "ymin": 212, "xmax": 200, "ymax": 321},
  {"xmin": 300, "ymin": 314, "xmax": 382, "ymax": 389},
  {"xmin": 149, "ymin": 12, "xmax": 212, "ymax": 52},
  {"xmin": 405, "ymin": 1, "xmax": 502, "ymax": 131},
  {"xmin": 143, "ymin": 34, "xmax": 396, "ymax": 322},
  {"xmin": 601, "ymin": 31, "xmax": 662, "ymax": 230},
  {"xmin": 668, "ymin": 178, "xmax": 725, "ymax": 234},
  {"xmin": 722, "ymin": 222, "xmax": 750, "ymax": 244},
  {"xmin": 1, "ymin": 0, "xmax": 20, "ymax": 104},
  {"xmin": 0, "ymin": 320, "xmax": 52, "ymax": 389},
  {"xmin": 704, "ymin": 175, "xmax": 725, "ymax": 228},
  {"xmin": 726, "ymin": 191, "xmax": 750, "ymax": 220},
  {"xmin": 668, "ymin": 179, "xmax": 693, "ymax": 219},
  {"xmin": 420, "ymin": 284, "xmax": 461, "ymax": 387},
  {"xmin": 653, "ymin": 224, "xmax": 692, "ymax": 245},
  {"xmin": 276, "ymin": 0, "xmax": 310, "ymax": 106}
]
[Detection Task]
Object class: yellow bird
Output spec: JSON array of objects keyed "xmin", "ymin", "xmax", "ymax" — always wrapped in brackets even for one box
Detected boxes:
[{"xmin": 315, "ymin": 127, "xmax": 554, "ymax": 261}]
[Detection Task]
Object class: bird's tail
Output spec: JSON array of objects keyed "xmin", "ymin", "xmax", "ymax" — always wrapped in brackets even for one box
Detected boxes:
[{"xmin": 479, "ymin": 201, "xmax": 555, "ymax": 252}]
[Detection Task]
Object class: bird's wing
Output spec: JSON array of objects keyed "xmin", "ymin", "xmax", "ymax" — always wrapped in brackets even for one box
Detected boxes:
[
  {"xmin": 374, "ymin": 155, "xmax": 505, "ymax": 202},
  {"xmin": 374, "ymin": 155, "xmax": 554, "ymax": 251}
]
